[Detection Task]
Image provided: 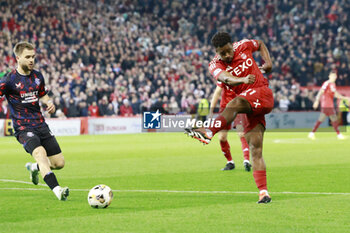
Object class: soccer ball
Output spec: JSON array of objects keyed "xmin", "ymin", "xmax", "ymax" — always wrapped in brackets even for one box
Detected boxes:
[{"xmin": 88, "ymin": 184, "xmax": 113, "ymax": 208}]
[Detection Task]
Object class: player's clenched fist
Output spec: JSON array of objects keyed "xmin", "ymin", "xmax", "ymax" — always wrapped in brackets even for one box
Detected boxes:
[{"xmin": 244, "ymin": 74, "xmax": 255, "ymax": 84}]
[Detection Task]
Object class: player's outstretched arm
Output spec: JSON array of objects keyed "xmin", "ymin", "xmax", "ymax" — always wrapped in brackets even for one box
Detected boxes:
[
  {"xmin": 313, "ymin": 89, "xmax": 324, "ymax": 110},
  {"xmin": 40, "ymin": 94, "xmax": 56, "ymax": 114},
  {"xmin": 257, "ymin": 40, "xmax": 272, "ymax": 73},
  {"xmin": 209, "ymin": 86, "xmax": 222, "ymax": 117},
  {"xmin": 335, "ymin": 91, "xmax": 350, "ymax": 101},
  {"xmin": 217, "ymin": 71, "xmax": 255, "ymax": 87}
]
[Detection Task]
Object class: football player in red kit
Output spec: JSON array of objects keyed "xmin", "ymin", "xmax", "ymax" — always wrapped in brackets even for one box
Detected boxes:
[
  {"xmin": 309, "ymin": 72, "xmax": 350, "ymax": 140},
  {"xmin": 209, "ymin": 83, "xmax": 251, "ymax": 171},
  {"xmin": 185, "ymin": 32, "xmax": 273, "ymax": 203}
]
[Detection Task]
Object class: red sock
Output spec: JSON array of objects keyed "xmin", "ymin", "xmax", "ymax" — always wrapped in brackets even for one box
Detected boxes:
[
  {"xmin": 240, "ymin": 137, "xmax": 249, "ymax": 161},
  {"xmin": 253, "ymin": 170, "xmax": 267, "ymax": 191},
  {"xmin": 220, "ymin": 140, "xmax": 232, "ymax": 161},
  {"xmin": 331, "ymin": 121, "xmax": 340, "ymax": 134},
  {"xmin": 208, "ymin": 115, "xmax": 228, "ymax": 136},
  {"xmin": 312, "ymin": 121, "xmax": 322, "ymax": 133}
]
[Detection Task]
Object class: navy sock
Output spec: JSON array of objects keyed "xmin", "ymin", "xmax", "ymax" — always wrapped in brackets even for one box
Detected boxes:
[{"xmin": 43, "ymin": 172, "xmax": 59, "ymax": 190}]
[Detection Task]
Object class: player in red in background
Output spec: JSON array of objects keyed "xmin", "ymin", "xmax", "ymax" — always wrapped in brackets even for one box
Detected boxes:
[
  {"xmin": 209, "ymin": 83, "xmax": 251, "ymax": 171},
  {"xmin": 185, "ymin": 32, "xmax": 273, "ymax": 203},
  {"xmin": 309, "ymin": 72, "xmax": 350, "ymax": 140}
]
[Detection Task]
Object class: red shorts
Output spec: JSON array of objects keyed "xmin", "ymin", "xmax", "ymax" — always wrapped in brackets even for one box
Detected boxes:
[
  {"xmin": 234, "ymin": 114, "xmax": 248, "ymax": 128},
  {"xmin": 321, "ymin": 107, "xmax": 336, "ymax": 116},
  {"xmin": 238, "ymin": 86, "xmax": 274, "ymax": 133}
]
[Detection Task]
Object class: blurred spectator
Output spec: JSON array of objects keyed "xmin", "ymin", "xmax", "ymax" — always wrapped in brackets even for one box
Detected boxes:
[
  {"xmin": 140, "ymin": 99, "xmax": 152, "ymax": 113},
  {"xmin": 86, "ymin": 91, "xmax": 97, "ymax": 106},
  {"xmin": 88, "ymin": 101, "xmax": 100, "ymax": 117},
  {"xmin": 300, "ymin": 90, "xmax": 314, "ymax": 110},
  {"xmin": 339, "ymin": 99, "xmax": 349, "ymax": 125},
  {"xmin": 196, "ymin": 97, "xmax": 210, "ymax": 122},
  {"xmin": 168, "ymin": 96, "xmax": 180, "ymax": 114},
  {"xmin": 105, "ymin": 103, "xmax": 116, "ymax": 116},
  {"xmin": 78, "ymin": 102, "xmax": 89, "ymax": 117},
  {"xmin": 120, "ymin": 99, "xmax": 133, "ymax": 116},
  {"xmin": 279, "ymin": 96, "xmax": 290, "ymax": 112},
  {"xmin": 130, "ymin": 94, "xmax": 141, "ymax": 114},
  {"xmin": 111, "ymin": 99, "xmax": 119, "ymax": 115},
  {"xmin": 288, "ymin": 95, "xmax": 300, "ymax": 111},
  {"xmin": 151, "ymin": 97, "xmax": 165, "ymax": 113},
  {"xmin": 66, "ymin": 99, "xmax": 79, "ymax": 117},
  {"xmin": 55, "ymin": 109, "xmax": 67, "ymax": 119},
  {"xmin": 98, "ymin": 96, "xmax": 109, "ymax": 116},
  {"xmin": 52, "ymin": 97, "xmax": 65, "ymax": 118}
]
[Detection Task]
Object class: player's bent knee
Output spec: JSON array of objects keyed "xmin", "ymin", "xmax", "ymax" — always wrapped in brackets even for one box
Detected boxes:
[
  {"xmin": 217, "ymin": 131, "xmax": 228, "ymax": 142},
  {"xmin": 50, "ymin": 155, "xmax": 65, "ymax": 169},
  {"xmin": 53, "ymin": 160, "xmax": 65, "ymax": 169},
  {"xmin": 218, "ymin": 134, "xmax": 227, "ymax": 142},
  {"xmin": 329, "ymin": 115, "xmax": 337, "ymax": 122}
]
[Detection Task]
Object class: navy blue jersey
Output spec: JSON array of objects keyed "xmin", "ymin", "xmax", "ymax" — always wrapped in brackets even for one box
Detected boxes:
[{"xmin": 0, "ymin": 69, "xmax": 48, "ymax": 132}]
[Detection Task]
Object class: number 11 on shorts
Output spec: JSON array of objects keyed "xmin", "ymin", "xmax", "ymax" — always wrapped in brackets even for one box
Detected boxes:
[{"xmin": 240, "ymin": 89, "xmax": 256, "ymax": 96}]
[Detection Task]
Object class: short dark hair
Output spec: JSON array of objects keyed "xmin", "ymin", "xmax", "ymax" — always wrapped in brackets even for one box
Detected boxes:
[
  {"xmin": 13, "ymin": 41, "xmax": 35, "ymax": 56},
  {"xmin": 211, "ymin": 32, "xmax": 231, "ymax": 48}
]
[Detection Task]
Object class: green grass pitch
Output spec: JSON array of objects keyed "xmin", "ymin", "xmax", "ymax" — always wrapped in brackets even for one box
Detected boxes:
[{"xmin": 1, "ymin": 130, "xmax": 350, "ymax": 233}]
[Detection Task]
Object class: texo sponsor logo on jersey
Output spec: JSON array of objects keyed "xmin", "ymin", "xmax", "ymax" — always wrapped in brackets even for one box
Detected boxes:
[{"xmin": 229, "ymin": 58, "xmax": 253, "ymax": 76}]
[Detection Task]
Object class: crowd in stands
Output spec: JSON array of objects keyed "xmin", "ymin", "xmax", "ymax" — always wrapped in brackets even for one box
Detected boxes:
[{"xmin": 0, "ymin": 0, "xmax": 349, "ymax": 118}]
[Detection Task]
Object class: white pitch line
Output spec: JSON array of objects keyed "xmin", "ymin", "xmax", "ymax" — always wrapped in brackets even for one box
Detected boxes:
[
  {"xmin": 0, "ymin": 179, "xmax": 47, "ymax": 186},
  {"xmin": 0, "ymin": 187, "xmax": 50, "ymax": 191},
  {"xmin": 1, "ymin": 179, "xmax": 349, "ymax": 195},
  {"xmin": 272, "ymin": 138, "xmax": 310, "ymax": 144}
]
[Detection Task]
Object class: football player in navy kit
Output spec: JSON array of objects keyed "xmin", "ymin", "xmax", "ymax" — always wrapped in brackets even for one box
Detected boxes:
[{"xmin": 0, "ymin": 41, "xmax": 69, "ymax": 201}]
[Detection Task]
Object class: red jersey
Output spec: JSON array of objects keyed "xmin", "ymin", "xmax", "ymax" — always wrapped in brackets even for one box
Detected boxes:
[
  {"xmin": 209, "ymin": 39, "xmax": 268, "ymax": 95},
  {"xmin": 120, "ymin": 105, "xmax": 133, "ymax": 116},
  {"xmin": 320, "ymin": 81, "xmax": 336, "ymax": 108},
  {"xmin": 217, "ymin": 81, "xmax": 236, "ymax": 109},
  {"xmin": 88, "ymin": 105, "xmax": 100, "ymax": 117}
]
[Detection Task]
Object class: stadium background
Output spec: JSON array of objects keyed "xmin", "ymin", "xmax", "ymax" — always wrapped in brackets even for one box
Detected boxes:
[{"xmin": 0, "ymin": 0, "xmax": 349, "ymax": 120}]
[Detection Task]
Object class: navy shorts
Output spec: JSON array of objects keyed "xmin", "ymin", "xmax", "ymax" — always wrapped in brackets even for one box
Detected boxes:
[{"xmin": 15, "ymin": 125, "xmax": 61, "ymax": 156}]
